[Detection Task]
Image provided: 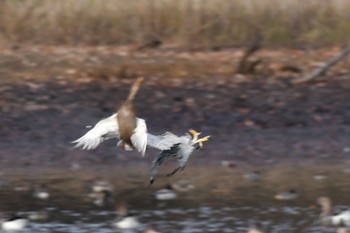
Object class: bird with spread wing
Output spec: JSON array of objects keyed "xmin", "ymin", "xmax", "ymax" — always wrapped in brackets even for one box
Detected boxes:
[
  {"xmin": 148, "ymin": 129, "xmax": 210, "ymax": 184},
  {"xmin": 71, "ymin": 77, "xmax": 147, "ymax": 156},
  {"xmin": 71, "ymin": 77, "xmax": 211, "ymax": 182}
]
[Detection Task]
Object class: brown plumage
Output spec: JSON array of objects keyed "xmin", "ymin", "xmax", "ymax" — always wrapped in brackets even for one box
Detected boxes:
[
  {"xmin": 117, "ymin": 77, "xmax": 144, "ymax": 150},
  {"xmin": 72, "ymin": 77, "xmax": 147, "ymax": 156}
]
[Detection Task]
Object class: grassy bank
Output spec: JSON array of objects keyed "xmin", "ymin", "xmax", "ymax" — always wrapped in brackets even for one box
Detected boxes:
[{"xmin": 0, "ymin": 0, "xmax": 350, "ymax": 48}]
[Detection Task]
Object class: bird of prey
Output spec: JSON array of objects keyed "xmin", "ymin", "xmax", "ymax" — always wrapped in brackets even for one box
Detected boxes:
[
  {"xmin": 71, "ymin": 77, "xmax": 147, "ymax": 156},
  {"xmin": 148, "ymin": 129, "xmax": 210, "ymax": 184}
]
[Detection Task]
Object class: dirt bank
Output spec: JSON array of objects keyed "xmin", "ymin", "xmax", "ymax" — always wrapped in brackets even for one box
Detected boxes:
[{"xmin": 1, "ymin": 46, "xmax": 350, "ymax": 167}]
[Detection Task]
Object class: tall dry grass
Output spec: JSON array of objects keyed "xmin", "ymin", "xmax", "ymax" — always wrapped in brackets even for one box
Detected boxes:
[{"xmin": 0, "ymin": 0, "xmax": 350, "ymax": 47}]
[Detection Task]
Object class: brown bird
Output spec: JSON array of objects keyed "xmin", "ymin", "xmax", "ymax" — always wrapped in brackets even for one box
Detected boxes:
[
  {"xmin": 117, "ymin": 77, "xmax": 144, "ymax": 151},
  {"xmin": 72, "ymin": 77, "xmax": 147, "ymax": 156}
]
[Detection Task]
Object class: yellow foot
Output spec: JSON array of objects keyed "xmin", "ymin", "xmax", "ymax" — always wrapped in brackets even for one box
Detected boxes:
[
  {"xmin": 189, "ymin": 129, "xmax": 201, "ymax": 140},
  {"xmin": 195, "ymin": 135, "xmax": 211, "ymax": 148}
]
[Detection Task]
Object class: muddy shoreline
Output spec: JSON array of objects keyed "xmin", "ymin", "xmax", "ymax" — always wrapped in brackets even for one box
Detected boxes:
[
  {"xmin": 1, "ymin": 46, "xmax": 350, "ymax": 167},
  {"xmin": 1, "ymin": 78, "xmax": 350, "ymax": 167}
]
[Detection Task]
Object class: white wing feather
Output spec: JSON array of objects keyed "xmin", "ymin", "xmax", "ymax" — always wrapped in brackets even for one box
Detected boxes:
[
  {"xmin": 72, "ymin": 114, "xmax": 119, "ymax": 150},
  {"xmin": 131, "ymin": 118, "xmax": 148, "ymax": 157},
  {"xmin": 147, "ymin": 132, "xmax": 182, "ymax": 150}
]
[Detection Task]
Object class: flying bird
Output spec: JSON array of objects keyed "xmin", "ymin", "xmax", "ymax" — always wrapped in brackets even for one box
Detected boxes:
[
  {"xmin": 148, "ymin": 129, "xmax": 210, "ymax": 184},
  {"xmin": 72, "ymin": 77, "xmax": 147, "ymax": 156}
]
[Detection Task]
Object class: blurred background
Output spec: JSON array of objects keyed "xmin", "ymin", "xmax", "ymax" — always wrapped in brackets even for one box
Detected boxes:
[{"xmin": 0, "ymin": 0, "xmax": 350, "ymax": 232}]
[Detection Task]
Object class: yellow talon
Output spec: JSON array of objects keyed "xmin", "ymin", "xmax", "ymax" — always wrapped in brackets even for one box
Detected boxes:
[
  {"xmin": 189, "ymin": 129, "xmax": 201, "ymax": 139},
  {"xmin": 196, "ymin": 135, "xmax": 211, "ymax": 148}
]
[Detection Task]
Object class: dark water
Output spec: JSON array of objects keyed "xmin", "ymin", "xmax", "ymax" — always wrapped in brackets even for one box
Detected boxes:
[{"xmin": 0, "ymin": 162, "xmax": 349, "ymax": 233}]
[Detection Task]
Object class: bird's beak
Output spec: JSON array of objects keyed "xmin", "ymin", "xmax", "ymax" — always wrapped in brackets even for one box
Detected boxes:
[
  {"xmin": 189, "ymin": 129, "xmax": 201, "ymax": 141},
  {"xmin": 195, "ymin": 135, "xmax": 211, "ymax": 148}
]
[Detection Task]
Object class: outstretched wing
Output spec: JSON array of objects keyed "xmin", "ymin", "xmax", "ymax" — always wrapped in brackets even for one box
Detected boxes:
[
  {"xmin": 147, "ymin": 132, "xmax": 181, "ymax": 150},
  {"xmin": 131, "ymin": 118, "xmax": 148, "ymax": 157},
  {"xmin": 72, "ymin": 114, "xmax": 119, "ymax": 150},
  {"xmin": 149, "ymin": 145, "xmax": 180, "ymax": 184}
]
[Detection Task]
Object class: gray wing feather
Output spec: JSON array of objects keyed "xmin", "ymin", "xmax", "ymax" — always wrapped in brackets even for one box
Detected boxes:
[
  {"xmin": 148, "ymin": 131, "xmax": 198, "ymax": 184},
  {"xmin": 149, "ymin": 145, "xmax": 180, "ymax": 184},
  {"xmin": 177, "ymin": 143, "xmax": 196, "ymax": 168},
  {"xmin": 147, "ymin": 132, "xmax": 182, "ymax": 150}
]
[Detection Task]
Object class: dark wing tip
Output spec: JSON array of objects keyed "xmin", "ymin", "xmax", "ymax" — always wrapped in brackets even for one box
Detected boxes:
[{"xmin": 149, "ymin": 178, "xmax": 155, "ymax": 185}]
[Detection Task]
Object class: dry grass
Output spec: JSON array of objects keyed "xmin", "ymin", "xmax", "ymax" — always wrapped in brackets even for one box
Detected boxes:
[{"xmin": 0, "ymin": 0, "xmax": 350, "ymax": 48}]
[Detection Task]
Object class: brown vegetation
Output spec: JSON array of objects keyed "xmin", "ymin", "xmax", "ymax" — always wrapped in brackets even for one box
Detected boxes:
[{"xmin": 0, "ymin": 0, "xmax": 350, "ymax": 48}]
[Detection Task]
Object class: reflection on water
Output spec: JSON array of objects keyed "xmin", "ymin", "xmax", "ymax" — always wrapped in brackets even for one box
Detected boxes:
[{"xmin": 0, "ymin": 162, "xmax": 349, "ymax": 233}]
